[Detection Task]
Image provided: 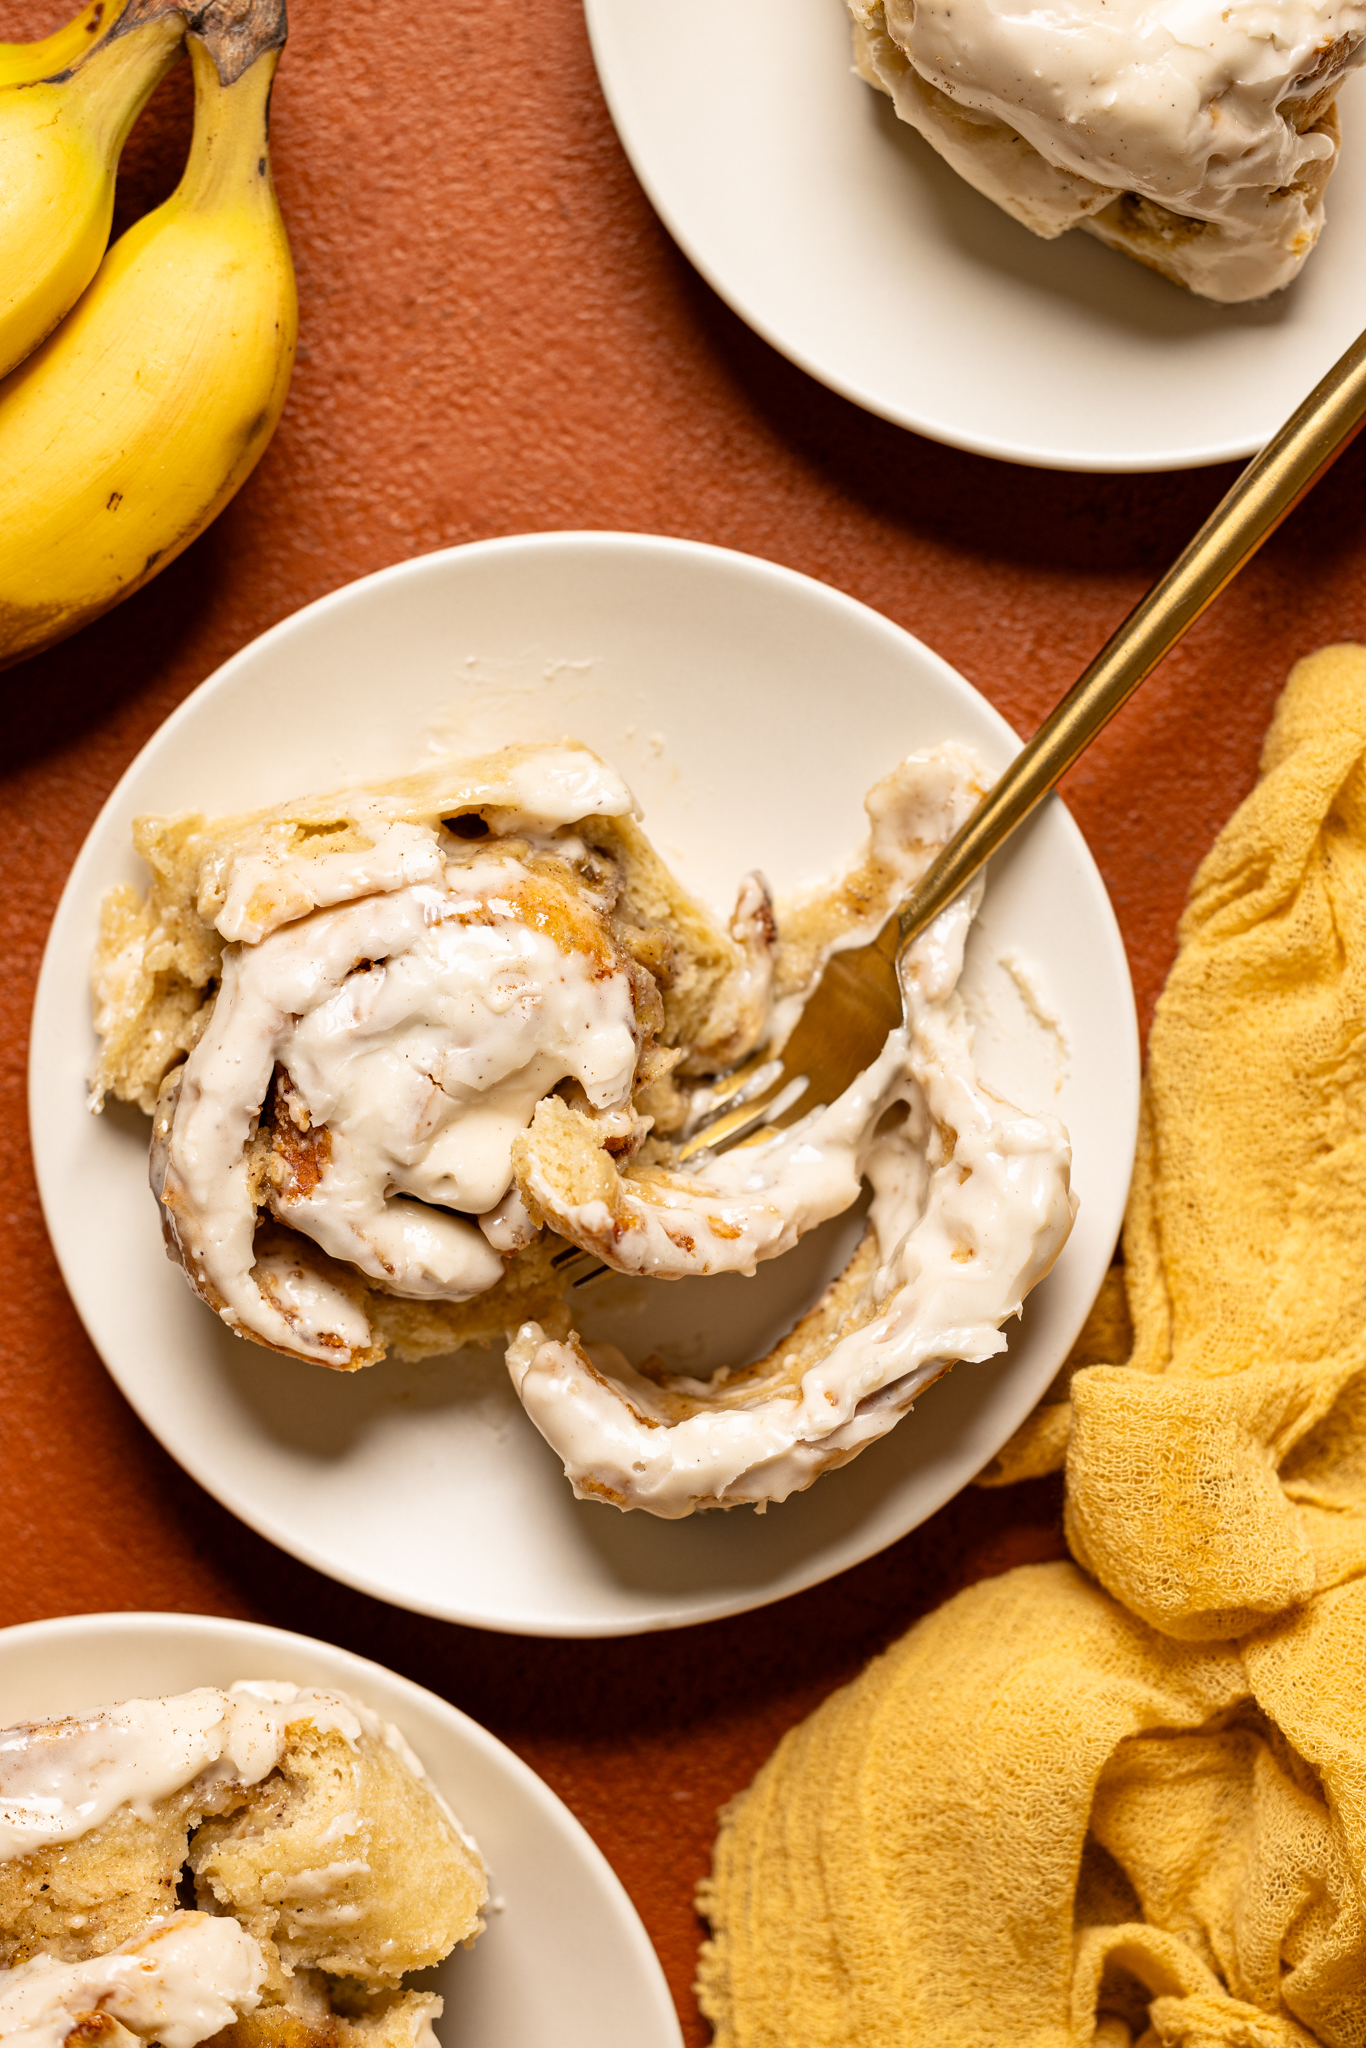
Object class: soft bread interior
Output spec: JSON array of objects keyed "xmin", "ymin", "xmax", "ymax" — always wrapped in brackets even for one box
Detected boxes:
[
  {"xmin": 0, "ymin": 1781, "xmax": 238, "ymax": 1968},
  {"xmin": 189, "ymin": 1719, "xmax": 484, "ymax": 1985}
]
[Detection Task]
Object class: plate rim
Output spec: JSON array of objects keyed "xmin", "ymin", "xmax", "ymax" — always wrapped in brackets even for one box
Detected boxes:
[
  {"xmin": 0, "ymin": 1607, "xmax": 684, "ymax": 2048},
  {"xmin": 581, "ymin": 0, "xmax": 1317, "ymax": 474},
  {"xmin": 28, "ymin": 529, "xmax": 1138, "ymax": 1637}
]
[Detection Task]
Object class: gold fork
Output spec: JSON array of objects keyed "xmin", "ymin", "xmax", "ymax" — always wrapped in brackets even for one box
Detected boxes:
[{"xmin": 554, "ymin": 321, "xmax": 1366, "ymax": 1286}]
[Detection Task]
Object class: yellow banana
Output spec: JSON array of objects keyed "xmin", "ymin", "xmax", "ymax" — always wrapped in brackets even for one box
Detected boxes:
[
  {"xmin": 0, "ymin": 0, "xmax": 118, "ymax": 88},
  {"xmin": 0, "ymin": 0, "xmax": 186, "ymax": 378},
  {"xmin": 0, "ymin": 1, "xmax": 296, "ymax": 669}
]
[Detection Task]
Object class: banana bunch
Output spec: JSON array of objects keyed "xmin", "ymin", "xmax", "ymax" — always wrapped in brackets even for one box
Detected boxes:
[{"xmin": 0, "ymin": 0, "xmax": 296, "ymax": 667}]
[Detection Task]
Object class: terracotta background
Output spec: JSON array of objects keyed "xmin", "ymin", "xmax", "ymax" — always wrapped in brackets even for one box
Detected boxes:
[{"xmin": 3, "ymin": 2, "xmax": 1366, "ymax": 2038}]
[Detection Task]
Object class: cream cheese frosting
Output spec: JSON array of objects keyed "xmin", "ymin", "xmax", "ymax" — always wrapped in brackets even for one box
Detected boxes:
[
  {"xmin": 200, "ymin": 741, "xmax": 639, "ymax": 950},
  {"xmin": 140, "ymin": 741, "xmax": 789, "ymax": 1368},
  {"xmin": 507, "ymin": 885, "xmax": 1077, "ymax": 1516},
  {"xmin": 515, "ymin": 1040, "xmax": 900, "ymax": 1282},
  {"xmin": 848, "ymin": 0, "xmax": 1365, "ymax": 298},
  {"xmin": 155, "ymin": 851, "xmax": 645, "ymax": 1366},
  {"xmin": 0, "ymin": 1914, "xmax": 264, "ymax": 2048},
  {"xmin": 511, "ymin": 746, "xmax": 1021, "ymax": 1287},
  {"xmin": 190, "ymin": 742, "xmax": 638, "ymax": 940},
  {"xmin": 0, "ymin": 1684, "xmax": 380, "ymax": 1863}
]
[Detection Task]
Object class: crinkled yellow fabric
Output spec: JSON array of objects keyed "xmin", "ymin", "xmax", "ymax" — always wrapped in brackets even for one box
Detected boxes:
[
  {"xmin": 697, "ymin": 648, "xmax": 1366, "ymax": 2048},
  {"xmin": 1068, "ymin": 647, "xmax": 1366, "ymax": 1638},
  {"xmin": 697, "ymin": 1562, "xmax": 1366, "ymax": 2048},
  {"xmin": 993, "ymin": 644, "xmax": 1366, "ymax": 1637},
  {"xmin": 976, "ymin": 1262, "xmax": 1132, "ymax": 1487}
]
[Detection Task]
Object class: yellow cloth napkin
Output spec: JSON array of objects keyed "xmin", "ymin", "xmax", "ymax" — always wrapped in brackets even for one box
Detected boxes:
[
  {"xmin": 989, "ymin": 643, "xmax": 1366, "ymax": 1638},
  {"xmin": 697, "ymin": 647, "xmax": 1366, "ymax": 2046},
  {"xmin": 697, "ymin": 1562, "xmax": 1366, "ymax": 2048}
]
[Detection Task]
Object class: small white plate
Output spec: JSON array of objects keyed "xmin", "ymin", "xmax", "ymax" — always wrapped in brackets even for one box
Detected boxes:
[
  {"xmin": 0, "ymin": 1610, "xmax": 682, "ymax": 2048},
  {"xmin": 583, "ymin": 0, "xmax": 1366, "ymax": 471},
  {"xmin": 29, "ymin": 532, "xmax": 1138, "ymax": 1636}
]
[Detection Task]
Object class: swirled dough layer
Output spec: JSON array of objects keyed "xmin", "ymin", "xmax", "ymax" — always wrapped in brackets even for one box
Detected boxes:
[
  {"xmin": 508, "ymin": 886, "xmax": 1076, "ymax": 1516},
  {"xmin": 156, "ymin": 855, "xmax": 646, "ymax": 1365}
]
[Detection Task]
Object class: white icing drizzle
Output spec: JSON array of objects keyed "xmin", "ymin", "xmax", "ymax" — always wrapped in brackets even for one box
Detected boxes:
[
  {"xmin": 195, "ymin": 743, "xmax": 637, "ymax": 948},
  {"xmin": 160, "ymin": 853, "xmax": 641, "ymax": 1365},
  {"xmin": 512, "ymin": 750, "xmax": 1012, "ymax": 1287},
  {"xmin": 276, "ymin": 1859, "xmax": 371, "ymax": 1898},
  {"xmin": 850, "ymin": 0, "xmax": 1366, "ymax": 298},
  {"xmin": 0, "ymin": 1692, "xmax": 262, "ymax": 1862},
  {"xmin": 0, "ymin": 1914, "xmax": 264, "ymax": 2048},
  {"xmin": 0, "ymin": 1675, "xmax": 478, "ymax": 1896},
  {"xmin": 248, "ymin": 1248, "xmax": 374, "ymax": 1357},
  {"xmin": 507, "ymin": 888, "xmax": 1077, "ymax": 1516},
  {"xmin": 999, "ymin": 947, "xmax": 1071, "ymax": 1077},
  {"xmin": 214, "ymin": 823, "xmax": 445, "ymax": 948},
  {"xmin": 483, "ymin": 748, "xmax": 637, "ymax": 829},
  {"xmin": 0, "ymin": 1685, "xmax": 369, "ymax": 1864},
  {"xmin": 517, "ymin": 1042, "xmax": 900, "ymax": 1280}
]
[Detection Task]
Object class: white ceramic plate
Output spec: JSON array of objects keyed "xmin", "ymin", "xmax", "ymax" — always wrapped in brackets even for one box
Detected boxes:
[
  {"xmin": 583, "ymin": 0, "xmax": 1366, "ymax": 471},
  {"xmin": 30, "ymin": 532, "xmax": 1138, "ymax": 1636},
  {"xmin": 0, "ymin": 1610, "xmax": 681, "ymax": 2048}
]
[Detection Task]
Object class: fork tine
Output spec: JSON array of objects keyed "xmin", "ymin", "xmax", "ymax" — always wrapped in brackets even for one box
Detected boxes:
[
  {"xmin": 675, "ymin": 1070, "xmax": 809, "ymax": 1162},
  {"xmin": 550, "ymin": 1242, "xmax": 613, "ymax": 1288}
]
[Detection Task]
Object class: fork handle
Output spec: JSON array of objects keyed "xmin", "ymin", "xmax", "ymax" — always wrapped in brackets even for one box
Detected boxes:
[{"xmin": 896, "ymin": 322, "xmax": 1366, "ymax": 955}]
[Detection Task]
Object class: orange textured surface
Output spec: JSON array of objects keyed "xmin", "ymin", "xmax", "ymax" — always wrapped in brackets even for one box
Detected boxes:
[{"xmin": 3, "ymin": 2, "xmax": 1366, "ymax": 2039}]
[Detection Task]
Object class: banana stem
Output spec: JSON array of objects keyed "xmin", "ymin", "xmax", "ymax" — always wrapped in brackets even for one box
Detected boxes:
[
  {"xmin": 173, "ymin": 32, "xmax": 280, "ymax": 213},
  {"xmin": 191, "ymin": 0, "xmax": 287, "ymax": 88},
  {"xmin": 60, "ymin": 3, "xmax": 185, "ymax": 158}
]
